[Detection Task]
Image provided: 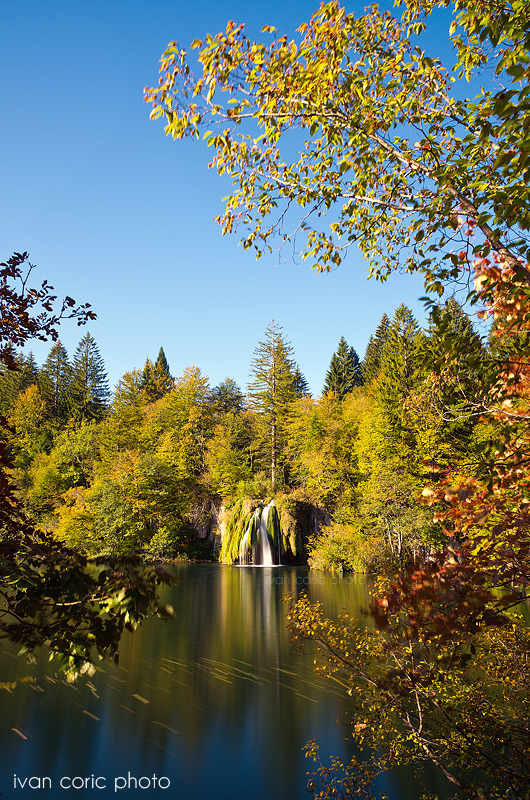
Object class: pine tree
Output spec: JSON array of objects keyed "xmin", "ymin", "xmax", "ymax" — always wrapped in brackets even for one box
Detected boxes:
[
  {"xmin": 0, "ymin": 352, "xmax": 38, "ymax": 416},
  {"xmin": 376, "ymin": 305, "xmax": 420, "ymax": 442},
  {"xmin": 293, "ymin": 364, "xmax": 311, "ymax": 397},
  {"xmin": 428, "ymin": 298, "xmax": 484, "ymax": 375},
  {"xmin": 211, "ymin": 377, "xmax": 244, "ymax": 415},
  {"xmin": 141, "ymin": 358, "xmax": 155, "ymax": 397},
  {"xmin": 247, "ymin": 320, "xmax": 298, "ymax": 488},
  {"xmin": 39, "ymin": 341, "xmax": 71, "ymax": 425},
  {"xmin": 421, "ymin": 297, "xmax": 486, "ymax": 463},
  {"xmin": 71, "ymin": 332, "xmax": 110, "ymax": 421},
  {"xmin": 141, "ymin": 347, "xmax": 173, "ymax": 401},
  {"xmin": 156, "ymin": 346, "xmax": 171, "ymax": 378},
  {"xmin": 363, "ymin": 314, "xmax": 390, "ymax": 384},
  {"xmin": 323, "ymin": 336, "xmax": 363, "ymax": 399}
]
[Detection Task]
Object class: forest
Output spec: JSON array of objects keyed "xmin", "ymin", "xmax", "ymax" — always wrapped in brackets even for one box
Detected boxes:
[
  {"xmin": 1, "ymin": 300, "xmax": 486, "ymax": 574},
  {"xmin": 2, "ymin": 0, "xmax": 530, "ymax": 796}
]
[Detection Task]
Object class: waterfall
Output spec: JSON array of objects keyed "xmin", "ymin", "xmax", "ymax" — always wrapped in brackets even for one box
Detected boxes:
[
  {"xmin": 276, "ymin": 504, "xmax": 281, "ymax": 567},
  {"xmin": 230, "ymin": 501, "xmax": 281, "ymax": 566},
  {"xmin": 259, "ymin": 504, "xmax": 274, "ymax": 566},
  {"xmin": 239, "ymin": 526, "xmax": 251, "ymax": 565}
]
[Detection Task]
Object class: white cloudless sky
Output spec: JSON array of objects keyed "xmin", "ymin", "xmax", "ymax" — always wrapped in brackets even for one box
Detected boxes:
[{"xmin": 0, "ymin": 0, "xmax": 455, "ymax": 395}]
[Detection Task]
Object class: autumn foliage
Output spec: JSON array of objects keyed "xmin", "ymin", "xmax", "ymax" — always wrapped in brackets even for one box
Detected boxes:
[
  {"xmin": 144, "ymin": 0, "xmax": 530, "ymax": 794},
  {"xmin": 0, "ymin": 254, "xmax": 174, "ymax": 681}
]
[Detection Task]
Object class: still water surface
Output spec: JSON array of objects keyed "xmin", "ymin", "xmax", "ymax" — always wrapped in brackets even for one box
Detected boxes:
[{"xmin": 1, "ymin": 565, "xmax": 448, "ymax": 799}]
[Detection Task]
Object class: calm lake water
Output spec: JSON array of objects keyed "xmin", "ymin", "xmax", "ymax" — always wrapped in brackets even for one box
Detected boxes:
[{"xmin": 1, "ymin": 565, "xmax": 449, "ymax": 799}]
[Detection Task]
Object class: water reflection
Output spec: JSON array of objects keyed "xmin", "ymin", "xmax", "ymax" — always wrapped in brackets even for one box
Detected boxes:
[{"xmin": 0, "ymin": 565, "xmax": 447, "ymax": 799}]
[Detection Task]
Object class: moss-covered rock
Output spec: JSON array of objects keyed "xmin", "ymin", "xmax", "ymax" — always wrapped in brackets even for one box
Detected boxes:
[{"xmin": 218, "ymin": 495, "xmax": 327, "ymax": 565}]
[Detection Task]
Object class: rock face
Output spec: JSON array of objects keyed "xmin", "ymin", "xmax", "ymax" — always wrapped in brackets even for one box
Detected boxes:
[
  {"xmin": 216, "ymin": 497, "xmax": 329, "ymax": 565},
  {"xmin": 188, "ymin": 500, "xmax": 221, "ymax": 541}
]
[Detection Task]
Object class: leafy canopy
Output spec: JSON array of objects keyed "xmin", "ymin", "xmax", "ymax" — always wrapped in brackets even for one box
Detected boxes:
[{"xmin": 145, "ymin": 0, "xmax": 530, "ymax": 298}]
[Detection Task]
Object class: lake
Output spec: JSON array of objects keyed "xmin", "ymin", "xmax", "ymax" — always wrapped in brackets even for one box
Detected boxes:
[{"xmin": 1, "ymin": 564, "xmax": 449, "ymax": 799}]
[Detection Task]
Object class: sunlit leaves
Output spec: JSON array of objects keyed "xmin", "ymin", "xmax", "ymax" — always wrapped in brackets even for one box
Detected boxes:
[
  {"xmin": 288, "ymin": 593, "xmax": 530, "ymax": 798},
  {"xmin": 146, "ymin": 0, "xmax": 530, "ymax": 302}
]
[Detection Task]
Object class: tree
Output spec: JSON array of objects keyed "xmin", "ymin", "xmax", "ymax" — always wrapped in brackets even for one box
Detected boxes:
[
  {"xmin": 409, "ymin": 298, "xmax": 486, "ymax": 471},
  {"xmin": 141, "ymin": 347, "xmax": 174, "ymax": 401},
  {"xmin": 159, "ymin": 366, "xmax": 213, "ymax": 478},
  {"xmin": 25, "ymin": 420, "xmax": 99, "ymax": 516},
  {"xmin": 247, "ymin": 321, "xmax": 298, "ymax": 488},
  {"xmin": 362, "ymin": 314, "xmax": 390, "ymax": 385},
  {"xmin": 355, "ymin": 399, "xmax": 437, "ymax": 569},
  {"xmin": 39, "ymin": 340, "xmax": 71, "ymax": 426},
  {"xmin": 289, "ymin": 594, "xmax": 530, "ymax": 800},
  {"xmin": 144, "ymin": 5, "xmax": 530, "ymax": 793},
  {"xmin": 375, "ymin": 304, "xmax": 420, "ymax": 441},
  {"xmin": 155, "ymin": 346, "xmax": 171, "ymax": 381},
  {"xmin": 7, "ymin": 384, "xmax": 50, "ymax": 469},
  {"xmin": 70, "ymin": 332, "xmax": 110, "ymax": 421},
  {"xmin": 0, "ymin": 352, "xmax": 38, "ymax": 417},
  {"xmin": 323, "ymin": 336, "xmax": 362, "ymax": 398},
  {"xmin": 204, "ymin": 411, "xmax": 252, "ymax": 500},
  {"xmin": 210, "ymin": 377, "xmax": 244, "ymax": 415},
  {"xmin": 287, "ymin": 390, "xmax": 361, "ymax": 511},
  {"xmin": 293, "ymin": 364, "xmax": 311, "ymax": 398},
  {"xmin": 145, "ymin": 1, "xmax": 530, "ymax": 293},
  {"xmin": 0, "ymin": 252, "xmax": 173, "ymax": 681},
  {"xmin": 100, "ymin": 369, "xmax": 145, "ymax": 459},
  {"xmin": 0, "ymin": 252, "xmax": 95, "ymax": 371}
]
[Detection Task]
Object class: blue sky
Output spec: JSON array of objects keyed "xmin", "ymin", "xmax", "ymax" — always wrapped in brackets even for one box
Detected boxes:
[{"xmin": 1, "ymin": 0, "xmax": 450, "ymax": 396}]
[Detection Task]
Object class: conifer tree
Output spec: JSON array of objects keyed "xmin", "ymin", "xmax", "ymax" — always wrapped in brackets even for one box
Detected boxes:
[
  {"xmin": 323, "ymin": 336, "xmax": 362, "ymax": 399},
  {"xmin": 39, "ymin": 340, "xmax": 71, "ymax": 425},
  {"xmin": 376, "ymin": 305, "xmax": 420, "ymax": 443},
  {"xmin": 247, "ymin": 320, "xmax": 298, "ymax": 488},
  {"xmin": 155, "ymin": 346, "xmax": 171, "ymax": 379},
  {"xmin": 0, "ymin": 352, "xmax": 38, "ymax": 416},
  {"xmin": 71, "ymin": 332, "xmax": 110, "ymax": 421},
  {"xmin": 362, "ymin": 314, "xmax": 390, "ymax": 384},
  {"xmin": 211, "ymin": 377, "xmax": 244, "ymax": 415},
  {"xmin": 293, "ymin": 364, "xmax": 310, "ymax": 398},
  {"xmin": 416, "ymin": 298, "xmax": 486, "ymax": 465},
  {"xmin": 141, "ymin": 347, "xmax": 173, "ymax": 401},
  {"xmin": 141, "ymin": 358, "xmax": 155, "ymax": 397},
  {"xmin": 427, "ymin": 298, "xmax": 484, "ymax": 382}
]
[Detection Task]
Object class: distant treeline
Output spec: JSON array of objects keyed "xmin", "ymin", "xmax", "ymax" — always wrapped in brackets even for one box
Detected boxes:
[{"xmin": 2, "ymin": 300, "xmax": 493, "ymax": 570}]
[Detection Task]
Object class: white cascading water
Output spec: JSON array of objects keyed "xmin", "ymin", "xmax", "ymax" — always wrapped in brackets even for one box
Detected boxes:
[
  {"xmin": 259, "ymin": 503, "xmax": 274, "ymax": 566},
  {"xmin": 239, "ymin": 525, "xmax": 251, "ymax": 565},
  {"xmin": 271, "ymin": 500, "xmax": 281, "ymax": 566}
]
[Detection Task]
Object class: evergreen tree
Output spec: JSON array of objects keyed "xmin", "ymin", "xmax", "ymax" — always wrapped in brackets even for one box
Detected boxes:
[
  {"xmin": 21, "ymin": 351, "xmax": 38, "ymax": 390},
  {"xmin": 141, "ymin": 347, "xmax": 173, "ymax": 401},
  {"xmin": 323, "ymin": 336, "xmax": 363, "ymax": 398},
  {"xmin": 418, "ymin": 297, "xmax": 486, "ymax": 467},
  {"xmin": 427, "ymin": 298, "xmax": 484, "ymax": 384},
  {"xmin": 362, "ymin": 314, "xmax": 390, "ymax": 384},
  {"xmin": 376, "ymin": 305, "xmax": 420, "ymax": 445},
  {"xmin": 0, "ymin": 351, "xmax": 38, "ymax": 416},
  {"xmin": 211, "ymin": 377, "xmax": 244, "ymax": 415},
  {"xmin": 155, "ymin": 346, "xmax": 171, "ymax": 379},
  {"xmin": 71, "ymin": 332, "xmax": 110, "ymax": 421},
  {"xmin": 39, "ymin": 341, "xmax": 71, "ymax": 425},
  {"xmin": 293, "ymin": 364, "xmax": 311, "ymax": 398},
  {"xmin": 247, "ymin": 320, "xmax": 298, "ymax": 488},
  {"xmin": 141, "ymin": 358, "xmax": 155, "ymax": 398}
]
